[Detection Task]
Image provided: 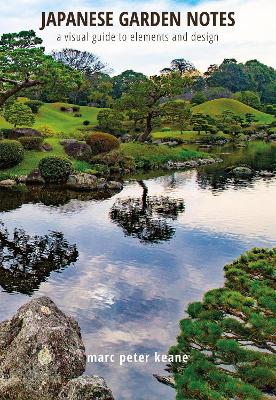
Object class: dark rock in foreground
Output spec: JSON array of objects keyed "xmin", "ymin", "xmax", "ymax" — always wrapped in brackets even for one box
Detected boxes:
[{"xmin": 0, "ymin": 297, "xmax": 114, "ymax": 400}]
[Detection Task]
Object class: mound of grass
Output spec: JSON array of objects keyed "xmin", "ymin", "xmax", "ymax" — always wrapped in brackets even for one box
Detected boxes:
[
  {"xmin": 0, "ymin": 102, "xmax": 102, "ymax": 133},
  {"xmin": 192, "ymin": 98, "xmax": 274, "ymax": 124}
]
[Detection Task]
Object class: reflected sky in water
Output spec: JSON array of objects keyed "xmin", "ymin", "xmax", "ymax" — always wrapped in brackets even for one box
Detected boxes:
[{"xmin": 0, "ymin": 147, "xmax": 276, "ymax": 399}]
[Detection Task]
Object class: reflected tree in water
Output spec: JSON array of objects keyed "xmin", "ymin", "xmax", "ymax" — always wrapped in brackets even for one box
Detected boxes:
[
  {"xmin": 110, "ymin": 181, "xmax": 185, "ymax": 243},
  {"xmin": 0, "ymin": 186, "xmax": 118, "ymax": 213},
  {"xmin": 0, "ymin": 223, "xmax": 78, "ymax": 294}
]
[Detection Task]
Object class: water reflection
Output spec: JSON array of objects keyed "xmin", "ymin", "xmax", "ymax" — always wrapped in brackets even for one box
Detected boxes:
[
  {"xmin": 195, "ymin": 141, "xmax": 276, "ymax": 193},
  {"xmin": 110, "ymin": 181, "xmax": 185, "ymax": 243},
  {"xmin": 0, "ymin": 142, "xmax": 275, "ymax": 400},
  {"xmin": 0, "ymin": 185, "xmax": 121, "ymax": 212},
  {"xmin": 0, "ymin": 223, "xmax": 78, "ymax": 295}
]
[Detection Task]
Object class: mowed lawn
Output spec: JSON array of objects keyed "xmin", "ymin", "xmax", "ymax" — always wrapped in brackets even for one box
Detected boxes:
[
  {"xmin": 120, "ymin": 142, "xmax": 206, "ymax": 164},
  {"xmin": 0, "ymin": 102, "xmax": 101, "ymax": 133},
  {"xmin": 192, "ymin": 98, "xmax": 275, "ymax": 124},
  {"xmin": 152, "ymin": 130, "xmax": 231, "ymax": 142}
]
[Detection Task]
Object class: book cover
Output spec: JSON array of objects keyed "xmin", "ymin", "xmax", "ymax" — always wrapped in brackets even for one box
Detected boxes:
[{"xmin": 0, "ymin": 1, "xmax": 275, "ymax": 399}]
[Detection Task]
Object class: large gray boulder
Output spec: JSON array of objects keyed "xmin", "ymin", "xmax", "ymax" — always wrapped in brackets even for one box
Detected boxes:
[
  {"xmin": 13, "ymin": 128, "xmax": 43, "ymax": 138},
  {"xmin": 0, "ymin": 297, "xmax": 114, "ymax": 400},
  {"xmin": 63, "ymin": 141, "xmax": 92, "ymax": 162},
  {"xmin": 67, "ymin": 173, "xmax": 98, "ymax": 191},
  {"xmin": 26, "ymin": 168, "xmax": 45, "ymax": 185},
  {"xmin": 58, "ymin": 376, "xmax": 114, "ymax": 400}
]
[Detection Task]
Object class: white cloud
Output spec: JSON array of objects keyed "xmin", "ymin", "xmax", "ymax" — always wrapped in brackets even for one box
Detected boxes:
[{"xmin": 0, "ymin": 0, "xmax": 275, "ymax": 74}]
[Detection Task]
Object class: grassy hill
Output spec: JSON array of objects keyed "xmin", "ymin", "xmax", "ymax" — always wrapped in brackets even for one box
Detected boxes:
[
  {"xmin": 192, "ymin": 98, "xmax": 274, "ymax": 124},
  {"xmin": 0, "ymin": 102, "xmax": 101, "ymax": 133}
]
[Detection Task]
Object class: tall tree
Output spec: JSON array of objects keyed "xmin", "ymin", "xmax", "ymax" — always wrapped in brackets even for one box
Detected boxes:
[
  {"xmin": 3, "ymin": 102, "xmax": 35, "ymax": 127},
  {"xmin": 0, "ymin": 30, "xmax": 82, "ymax": 106},
  {"xmin": 112, "ymin": 70, "xmax": 147, "ymax": 99},
  {"xmin": 206, "ymin": 59, "xmax": 251, "ymax": 93},
  {"xmin": 234, "ymin": 90, "xmax": 261, "ymax": 109},
  {"xmin": 52, "ymin": 48, "xmax": 108, "ymax": 77},
  {"xmin": 116, "ymin": 73, "xmax": 187, "ymax": 141},
  {"xmin": 161, "ymin": 58, "xmax": 196, "ymax": 75},
  {"xmin": 244, "ymin": 59, "xmax": 276, "ymax": 93},
  {"xmin": 162, "ymin": 100, "xmax": 192, "ymax": 133}
]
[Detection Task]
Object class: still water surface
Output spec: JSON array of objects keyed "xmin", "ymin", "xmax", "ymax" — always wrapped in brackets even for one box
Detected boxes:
[{"xmin": 0, "ymin": 142, "xmax": 275, "ymax": 399}]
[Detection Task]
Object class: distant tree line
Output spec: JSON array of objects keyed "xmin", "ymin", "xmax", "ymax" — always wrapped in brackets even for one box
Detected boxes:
[{"xmin": 1, "ymin": 30, "xmax": 276, "ymax": 142}]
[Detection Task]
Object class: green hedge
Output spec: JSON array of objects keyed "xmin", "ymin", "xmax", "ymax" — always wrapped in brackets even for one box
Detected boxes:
[
  {"xmin": 19, "ymin": 136, "xmax": 44, "ymax": 150},
  {"xmin": 0, "ymin": 140, "xmax": 24, "ymax": 169},
  {"xmin": 38, "ymin": 156, "xmax": 73, "ymax": 183},
  {"xmin": 86, "ymin": 132, "xmax": 120, "ymax": 155}
]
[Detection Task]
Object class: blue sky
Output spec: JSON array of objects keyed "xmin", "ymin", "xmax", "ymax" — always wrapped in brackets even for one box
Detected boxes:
[{"xmin": 0, "ymin": 0, "xmax": 276, "ymax": 74}]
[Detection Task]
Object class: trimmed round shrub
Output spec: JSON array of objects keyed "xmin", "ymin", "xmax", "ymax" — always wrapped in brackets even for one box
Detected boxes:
[
  {"xmin": 19, "ymin": 136, "xmax": 44, "ymax": 150},
  {"xmin": 83, "ymin": 120, "xmax": 90, "ymax": 126},
  {"xmin": 38, "ymin": 156, "xmax": 73, "ymax": 183},
  {"xmin": 86, "ymin": 132, "xmax": 120, "ymax": 155},
  {"xmin": 72, "ymin": 106, "xmax": 80, "ymax": 112},
  {"xmin": 0, "ymin": 140, "xmax": 24, "ymax": 169}
]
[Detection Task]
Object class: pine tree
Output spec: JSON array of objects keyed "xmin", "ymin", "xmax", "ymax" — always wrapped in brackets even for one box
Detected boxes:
[{"xmin": 168, "ymin": 248, "xmax": 276, "ymax": 400}]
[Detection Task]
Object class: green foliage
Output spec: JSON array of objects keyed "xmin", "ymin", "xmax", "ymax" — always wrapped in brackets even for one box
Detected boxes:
[
  {"xmin": 234, "ymin": 91, "xmax": 261, "ymax": 109},
  {"xmin": 25, "ymin": 100, "xmax": 43, "ymax": 113},
  {"xmin": 191, "ymin": 92, "xmax": 207, "ymax": 105},
  {"xmin": 191, "ymin": 113, "xmax": 216, "ymax": 134},
  {"xmin": 97, "ymin": 109, "xmax": 124, "ymax": 135},
  {"xmin": 205, "ymin": 59, "xmax": 276, "ymax": 104},
  {"xmin": 18, "ymin": 136, "xmax": 43, "ymax": 150},
  {"xmin": 205, "ymin": 59, "xmax": 252, "ymax": 93},
  {"xmin": 204, "ymin": 86, "xmax": 233, "ymax": 100},
  {"xmin": 116, "ymin": 73, "xmax": 189, "ymax": 141},
  {"xmin": 88, "ymin": 73, "xmax": 113, "ymax": 108},
  {"xmin": 0, "ymin": 139, "xmax": 24, "ymax": 169},
  {"xmin": 92, "ymin": 150, "xmax": 135, "ymax": 173},
  {"xmin": 161, "ymin": 58, "xmax": 196, "ymax": 75},
  {"xmin": 112, "ymin": 69, "xmax": 147, "ymax": 99},
  {"xmin": 161, "ymin": 101, "xmax": 192, "ymax": 133},
  {"xmin": 0, "ymin": 30, "xmax": 83, "ymax": 106},
  {"xmin": 3, "ymin": 102, "xmax": 35, "ymax": 127},
  {"xmin": 170, "ymin": 247, "xmax": 276, "ymax": 400},
  {"xmin": 36, "ymin": 125, "xmax": 56, "ymax": 137},
  {"xmin": 121, "ymin": 142, "xmax": 206, "ymax": 169},
  {"xmin": 261, "ymin": 82, "xmax": 276, "ymax": 104},
  {"xmin": 86, "ymin": 132, "xmax": 120, "ymax": 155},
  {"xmin": 38, "ymin": 156, "xmax": 73, "ymax": 183}
]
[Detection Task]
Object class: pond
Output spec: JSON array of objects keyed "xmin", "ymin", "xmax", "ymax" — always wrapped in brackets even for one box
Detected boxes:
[{"xmin": 0, "ymin": 141, "xmax": 275, "ymax": 400}]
